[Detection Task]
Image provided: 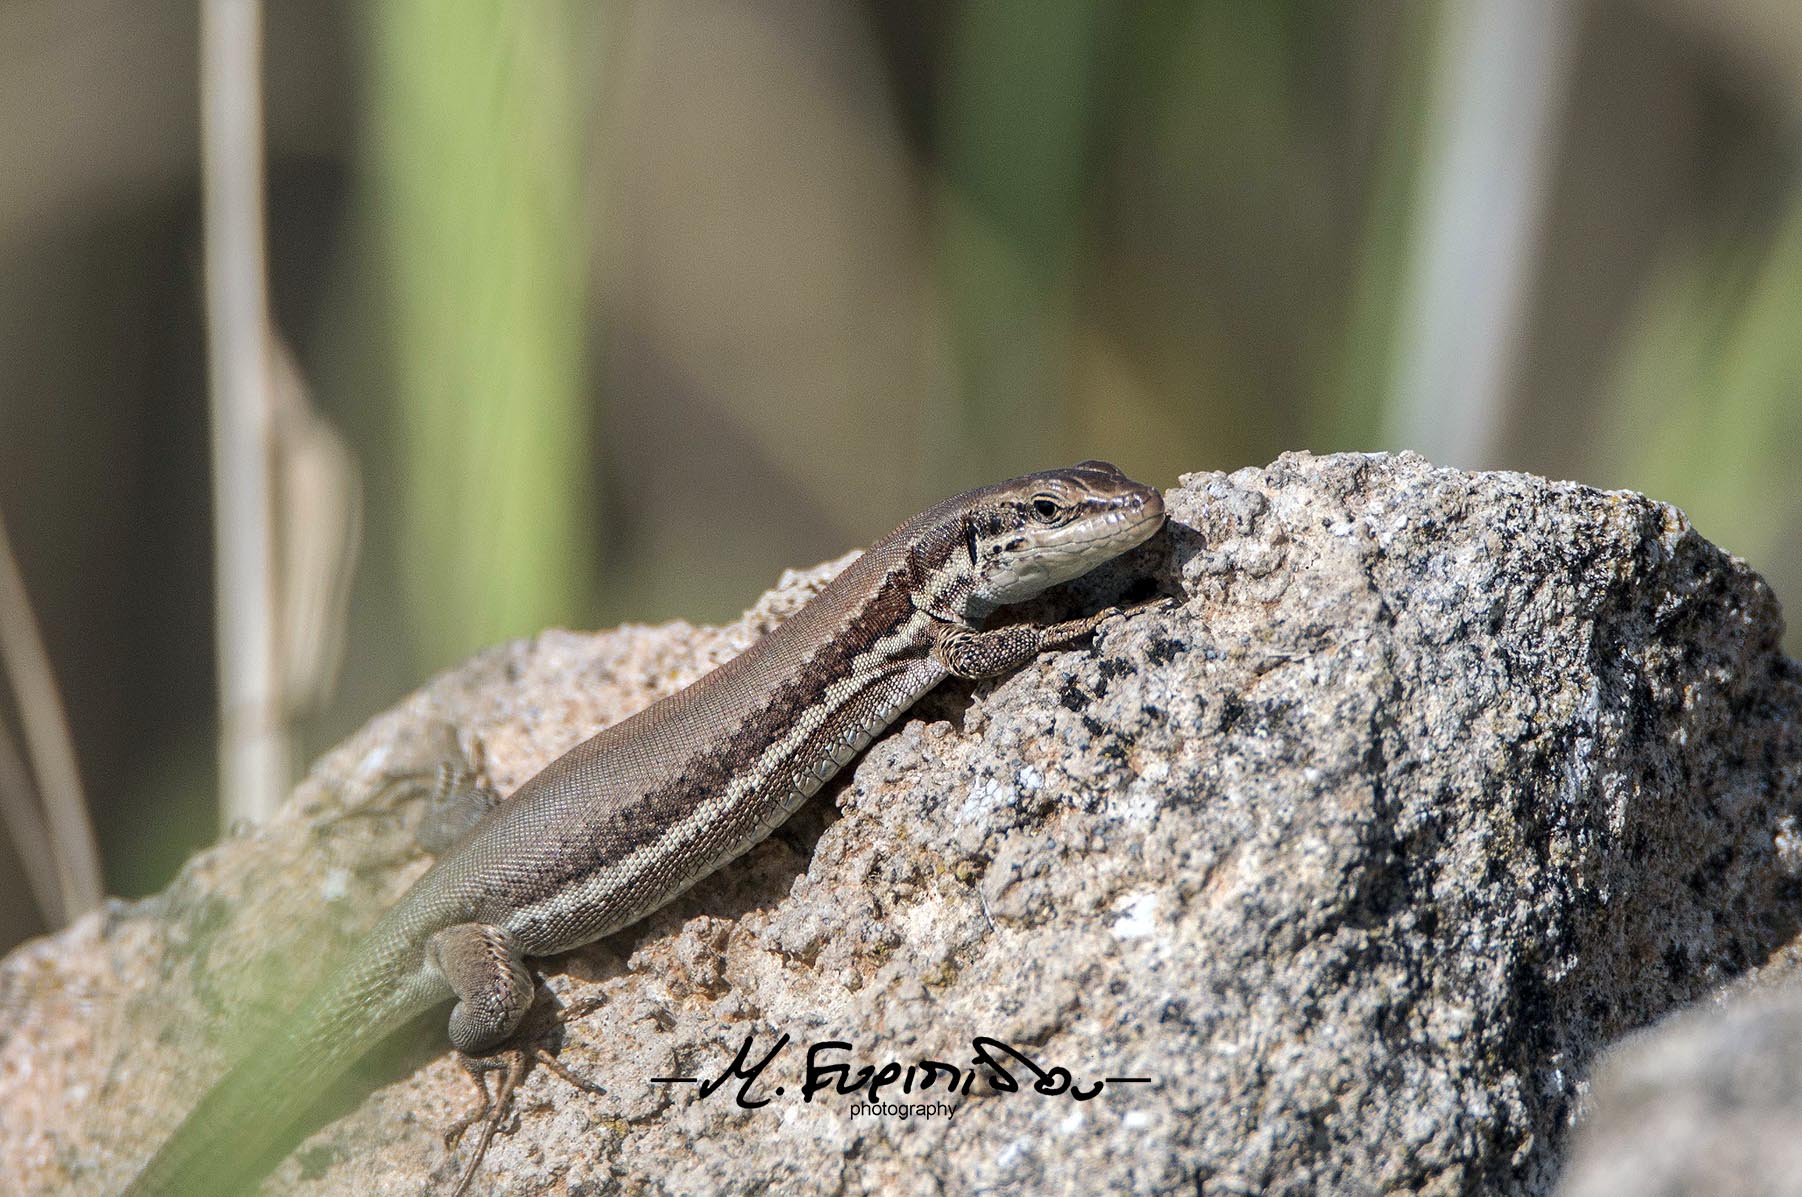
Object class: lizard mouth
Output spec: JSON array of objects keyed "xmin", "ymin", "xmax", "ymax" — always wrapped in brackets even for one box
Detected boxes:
[
  {"xmin": 1047, "ymin": 487, "xmax": 1166, "ymax": 559},
  {"xmin": 996, "ymin": 487, "xmax": 1166, "ymax": 598}
]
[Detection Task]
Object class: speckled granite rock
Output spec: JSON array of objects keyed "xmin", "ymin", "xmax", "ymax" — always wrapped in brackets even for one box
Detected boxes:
[{"xmin": 3, "ymin": 452, "xmax": 1798, "ymax": 1196}]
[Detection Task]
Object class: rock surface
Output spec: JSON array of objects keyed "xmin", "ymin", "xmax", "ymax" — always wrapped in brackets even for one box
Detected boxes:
[
  {"xmin": 2, "ymin": 452, "xmax": 1798, "ymax": 1196},
  {"xmin": 1558, "ymin": 942, "xmax": 1802, "ymax": 1197}
]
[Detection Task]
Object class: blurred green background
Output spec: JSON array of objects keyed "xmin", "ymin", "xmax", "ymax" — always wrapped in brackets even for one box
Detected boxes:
[{"xmin": 0, "ymin": 0, "xmax": 1797, "ymax": 953}]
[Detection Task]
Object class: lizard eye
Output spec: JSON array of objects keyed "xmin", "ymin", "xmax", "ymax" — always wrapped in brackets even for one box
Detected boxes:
[{"xmin": 1031, "ymin": 497, "xmax": 1060, "ymax": 521}]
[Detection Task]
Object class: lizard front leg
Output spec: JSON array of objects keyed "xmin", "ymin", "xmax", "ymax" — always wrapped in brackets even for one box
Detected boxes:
[{"xmin": 930, "ymin": 598, "xmax": 1170, "ymax": 679}]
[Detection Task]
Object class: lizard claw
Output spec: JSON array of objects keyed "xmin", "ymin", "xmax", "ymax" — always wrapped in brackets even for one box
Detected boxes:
[
  {"xmin": 446, "ymin": 1050, "xmax": 526, "ymax": 1196},
  {"xmin": 443, "ymin": 1051, "xmax": 518, "ymax": 1150},
  {"xmin": 1129, "ymin": 594, "xmax": 1181, "ymax": 615},
  {"xmin": 1099, "ymin": 593, "xmax": 1179, "ymax": 624},
  {"xmin": 442, "ymin": 1016, "xmax": 607, "ymax": 1195}
]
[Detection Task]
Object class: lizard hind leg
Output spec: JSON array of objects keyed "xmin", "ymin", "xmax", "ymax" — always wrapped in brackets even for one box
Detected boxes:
[
  {"xmin": 416, "ymin": 752, "xmax": 503, "ymax": 856},
  {"xmin": 427, "ymin": 922, "xmax": 535, "ymax": 1054},
  {"xmin": 429, "ymin": 922, "xmax": 535, "ymax": 1197},
  {"xmin": 429, "ymin": 924, "xmax": 609, "ymax": 1194}
]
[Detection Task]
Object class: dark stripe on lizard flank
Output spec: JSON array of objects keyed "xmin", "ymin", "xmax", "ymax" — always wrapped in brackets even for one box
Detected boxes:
[{"xmin": 486, "ymin": 555, "xmax": 927, "ymax": 914}]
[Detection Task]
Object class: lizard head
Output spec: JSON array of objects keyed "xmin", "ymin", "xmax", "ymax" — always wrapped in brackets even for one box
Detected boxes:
[{"xmin": 956, "ymin": 459, "xmax": 1166, "ymax": 610}]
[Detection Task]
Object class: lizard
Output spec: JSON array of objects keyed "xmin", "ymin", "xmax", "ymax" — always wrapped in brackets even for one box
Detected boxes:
[{"xmin": 122, "ymin": 460, "xmax": 1169, "ymax": 1196}]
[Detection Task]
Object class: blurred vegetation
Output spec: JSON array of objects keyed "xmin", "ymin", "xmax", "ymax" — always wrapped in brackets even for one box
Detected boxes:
[
  {"xmin": 0, "ymin": 0, "xmax": 1797, "ymax": 951},
  {"xmin": 362, "ymin": 0, "xmax": 593, "ymax": 674},
  {"xmin": 1604, "ymin": 188, "xmax": 1802, "ymax": 575},
  {"xmin": 935, "ymin": 0, "xmax": 1112, "ymax": 485}
]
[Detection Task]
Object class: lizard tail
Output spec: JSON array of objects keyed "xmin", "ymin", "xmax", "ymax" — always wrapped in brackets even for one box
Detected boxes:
[{"xmin": 123, "ymin": 941, "xmax": 444, "ymax": 1197}]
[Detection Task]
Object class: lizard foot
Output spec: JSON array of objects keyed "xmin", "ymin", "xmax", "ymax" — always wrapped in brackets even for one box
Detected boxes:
[
  {"xmin": 442, "ymin": 1002, "xmax": 608, "ymax": 1197},
  {"xmin": 319, "ymin": 722, "xmax": 496, "ymax": 858}
]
